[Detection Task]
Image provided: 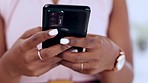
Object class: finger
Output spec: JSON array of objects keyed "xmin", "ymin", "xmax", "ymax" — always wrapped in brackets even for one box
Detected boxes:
[
  {"xmin": 37, "ymin": 44, "xmax": 71, "ymax": 60},
  {"xmin": 61, "ymin": 60, "xmax": 93, "ymax": 71},
  {"xmin": 61, "ymin": 51, "xmax": 95, "ymax": 63},
  {"xmin": 60, "ymin": 36, "xmax": 101, "ymax": 49},
  {"xmin": 21, "ymin": 56, "xmax": 61, "ymax": 76},
  {"xmin": 26, "ymin": 56, "xmax": 61, "ymax": 69},
  {"xmin": 34, "ymin": 57, "xmax": 61, "ymax": 76},
  {"xmin": 20, "ymin": 26, "xmax": 41, "ymax": 39},
  {"xmin": 23, "ymin": 29, "xmax": 58, "ymax": 49},
  {"xmin": 39, "ymin": 57, "xmax": 62, "ymax": 66},
  {"xmin": 37, "ymin": 64, "xmax": 59, "ymax": 76},
  {"xmin": 27, "ymin": 44, "xmax": 70, "ymax": 61}
]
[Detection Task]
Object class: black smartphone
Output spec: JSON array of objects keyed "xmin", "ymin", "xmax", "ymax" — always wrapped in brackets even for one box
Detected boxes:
[{"xmin": 42, "ymin": 4, "xmax": 91, "ymax": 51}]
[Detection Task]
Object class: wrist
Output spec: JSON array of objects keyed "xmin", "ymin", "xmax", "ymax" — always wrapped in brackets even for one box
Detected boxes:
[
  {"xmin": 104, "ymin": 49, "xmax": 126, "ymax": 72},
  {"xmin": 99, "ymin": 62, "xmax": 134, "ymax": 83}
]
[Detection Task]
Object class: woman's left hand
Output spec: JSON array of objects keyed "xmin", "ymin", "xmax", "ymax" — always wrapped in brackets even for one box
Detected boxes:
[{"xmin": 60, "ymin": 34, "xmax": 120, "ymax": 74}]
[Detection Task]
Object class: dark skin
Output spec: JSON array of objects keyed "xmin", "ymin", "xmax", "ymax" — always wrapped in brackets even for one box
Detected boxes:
[
  {"xmin": 0, "ymin": 27, "xmax": 71, "ymax": 82},
  {"xmin": 0, "ymin": 0, "xmax": 133, "ymax": 83},
  {"xmin": 61, "ymin": 0, "xmax": 133, "ymax": 83},
  {"xmin": 60, "ymin": 35, "xmax": 120, "ymax": 74},
  {"xmin": 52, "ymin": 0, "xmax": 59, "ymax": 4},
  {"xmin": 60, "ymin": 0, "xmax": 133, "ymax": 83}
]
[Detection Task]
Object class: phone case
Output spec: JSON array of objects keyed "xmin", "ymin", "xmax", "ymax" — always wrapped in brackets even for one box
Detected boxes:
[{"xmin": 42, "ymin": 4, "xmax": 91, "ymax": 50}]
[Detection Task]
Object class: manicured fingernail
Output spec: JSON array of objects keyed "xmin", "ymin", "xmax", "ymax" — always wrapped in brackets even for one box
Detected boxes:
[
  {"xmin": 60, "ymin": 38, "xmax": 70, "ymax": 45},
  {"xmin": 71, "ymin": 49, "xmax": 78, "ymax": 52},
  {"xmin": 48, "ymin": 29, "xmax": 58, "ymax": 36},
  {"xmin": 83, "ymin": 48, "xmax": 86, "ymax": 52}
]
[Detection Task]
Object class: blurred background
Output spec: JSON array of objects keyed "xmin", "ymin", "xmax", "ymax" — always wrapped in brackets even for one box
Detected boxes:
[{"xmin": 127, "ymin": 0, "xmax": 148, "ymax": 83}]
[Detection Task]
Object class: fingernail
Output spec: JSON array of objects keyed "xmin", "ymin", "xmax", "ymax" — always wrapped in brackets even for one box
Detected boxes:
[
  {"xmin": 83, "ymin": 48, "xmax": 86, "ymax": 52},
  {"xmin": 60, "ymin": 38, "xmax": 70, "ymax": 45},
  {"xmin": 48, "ymin": 29, "xmax": 58, "ymax": 36},
  {"xmin": 71, "ymin": 49, "xmax": 78, "ymax": 52}
]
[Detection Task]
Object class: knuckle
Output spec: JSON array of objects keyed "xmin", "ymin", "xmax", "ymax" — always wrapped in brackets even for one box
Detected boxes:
[
  {"xmin": 70, "ymin": 39, "xmax": 77, "ymax": 45},
  {"xmin": 72, "ymin": 64, "xmax": 79, "ymax": 70},
  {"xmin": 92, "ymin": 64, "xmax": 98, "ymax": 70},
  {"xmin": 24, "ymin": 56, "xmax": 30, "ymax": 63},
  {"xmin": 42, "ymin": 31, "xmax": 49, "ymax": 38},
  {"xmin": 31, "ymin": 32, "xmax": 49, "ymax": 45},
  {"xmin": 23, "ymin": 30, "xmax": 31, "ymax": 37},
  {"xmin": 32, "ymin": 72, "xmax": 40, "ymax": 77},
  {"xmin": 32, "ymin": 33, "xmax": 40, "ymax": 41},
  {"xmin": 60, "ymin": 45, "xmax": 68, "ymax": 51},
  {"xmin": 73, "ymin": 55, "xmax": 81, "ymax": 62},
  {"xmin": 82, "ymin": 38, "xmax": 91, "ymax": 47},
  {"xmin": 89, "ymin": 37, "xmax": 102, "ymax": 48},
  {"xmin": 41, "ymin": 50, "xmax": 49, "ymax": 59},
  {"xmin": 86, "ymin": 38, "xmax": 96, "ymax": 47},
  {"xmin": 61, "ymin": 52, "xmax": 67, "ymax": 59},
  {"xmin": 18, "ymin": 43, "xmax": 26, "ymax": 53},
  {"xmin": 96, "ymin": 37, "xmax": 103, "ymax": 45},
  {"xmin": 24, "ymin": 52, "xmax": 34, "ymax": 63}
]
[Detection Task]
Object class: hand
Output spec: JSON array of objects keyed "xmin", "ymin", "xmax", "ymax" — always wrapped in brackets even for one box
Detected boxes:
[
  {"xmin": 60, "ymin": 34, "xmax": 120, "ymax": 74},
  {"xmin": 0, "ymin": 27, "xmax": 70, "ymax": 77}
]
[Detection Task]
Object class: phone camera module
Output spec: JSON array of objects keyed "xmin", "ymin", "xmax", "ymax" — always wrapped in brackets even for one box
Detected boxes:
[
  {"xmin": 50, "ymin": 17, "xmax": 58, "ymax": 21},
  {"xmin": 50, "ymin": 12, "xmax": 58, "ymax": 16},
  {"xmin": 49, "ymin": 11, "xmax": 64, "ymax": 27}
]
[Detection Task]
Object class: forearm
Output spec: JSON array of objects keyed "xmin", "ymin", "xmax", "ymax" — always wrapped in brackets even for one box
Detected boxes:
[
  {"xmin": 0, "ymin": 60, "xmax": 20, "ymax": 83},
  {"xmin": 99, "ymin": 61, "xmax": 133, "ymax": 83}
]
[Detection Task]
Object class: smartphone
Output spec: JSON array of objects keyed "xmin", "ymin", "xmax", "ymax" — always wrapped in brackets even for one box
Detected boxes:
[{"xmin": 42, "ymin": 4, "xmax": 91, "ymax": 51}]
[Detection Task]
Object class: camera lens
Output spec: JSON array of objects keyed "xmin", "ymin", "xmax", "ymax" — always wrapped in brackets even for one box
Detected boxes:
[
  {"xmin": 59, "ymin": 11, "xmax": 64, "ymax": 16},
  {"xmin": 48, "ymin": 11, "xmax": 64, "ymax": 27},
  {"xmin": 50, "ymin": 12, "xmax": 57, "ymax": 16},
  {"xmin": 50, "ymin": 17, "xmax": 57, "ymax": 21}
]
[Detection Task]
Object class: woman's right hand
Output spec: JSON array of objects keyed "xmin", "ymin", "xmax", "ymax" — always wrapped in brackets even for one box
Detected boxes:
[{"xmin": 0, "ymin": 27, "xmax": 70, "ymax": 78}]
